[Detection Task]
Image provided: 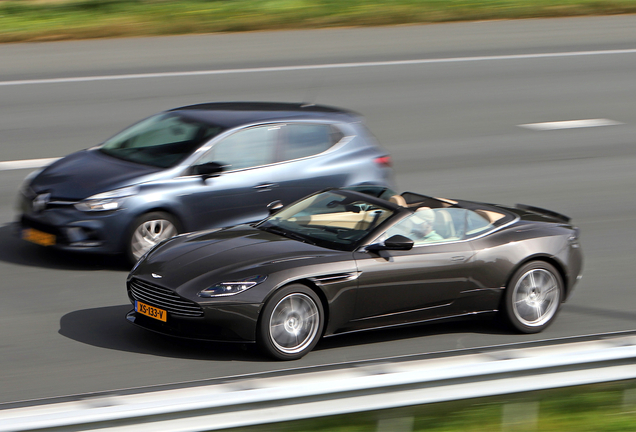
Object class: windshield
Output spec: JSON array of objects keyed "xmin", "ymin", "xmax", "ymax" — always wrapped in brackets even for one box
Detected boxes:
[
  {"xmin": 258, "ymin": 191, "xmax": 395, "ymax": 251},
  {"xmin": 100, "ymin": 113, "xmax": 224, "ymax": 168}
]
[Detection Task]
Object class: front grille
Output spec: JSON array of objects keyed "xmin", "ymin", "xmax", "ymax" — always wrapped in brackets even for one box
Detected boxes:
[{"xmin": 129, "ymin": 278, "xmax": 204, "ymax": 317}]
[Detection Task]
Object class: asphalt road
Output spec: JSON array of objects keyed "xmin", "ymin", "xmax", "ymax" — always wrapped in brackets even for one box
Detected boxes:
[{"xmin": 1, "ymin": 16, "xmax": 636, "ymax": 405}]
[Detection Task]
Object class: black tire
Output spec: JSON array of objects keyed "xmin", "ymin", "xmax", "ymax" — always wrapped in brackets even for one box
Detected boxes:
[
  {"xmin": 126, "ymin": 211, "xmax": 180, "ymax": 265},
  {"xmin": 257, "ymin": 284, "xmax": 324, "ymax": 361},
  {"xmin": 503, "ymin": 261, "xmax": 563, "ymax": 333}
]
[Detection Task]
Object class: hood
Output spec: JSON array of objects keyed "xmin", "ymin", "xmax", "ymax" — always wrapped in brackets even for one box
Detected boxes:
[
  {"xmin": 135, "ymin": 225, "xmax": 339, "ymax": 289},
  {"xmin": 31, "ymin": 149, "xmax": 162, "ymax": 200}
]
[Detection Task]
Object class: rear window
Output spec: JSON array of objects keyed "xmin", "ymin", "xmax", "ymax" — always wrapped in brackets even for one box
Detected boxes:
[
  {"xmin": 278, "ymin": 124, "xmax": 343, "ymax": 162},
  {"xmin": 465, "ymin": 209, "xmax": 508, "ymax": 238}
]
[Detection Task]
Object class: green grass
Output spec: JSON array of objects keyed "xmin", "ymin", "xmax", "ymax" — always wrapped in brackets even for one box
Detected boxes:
[
  {"xmin": 220, "ymin": 380, "xmax": 636, "ymax": 432},
  {"xmin": 1, "ymin": 0, "xmax": 636, "ymax": 42}
]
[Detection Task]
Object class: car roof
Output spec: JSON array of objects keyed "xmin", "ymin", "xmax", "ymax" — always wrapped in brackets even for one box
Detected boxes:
[{"xmin": 169, "ymin": 102, "xmax": 362, "ymax": 129}]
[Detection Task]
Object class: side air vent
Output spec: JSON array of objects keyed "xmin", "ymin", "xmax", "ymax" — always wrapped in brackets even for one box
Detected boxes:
[{"xmin": 309, "ymin": 272, "xmax": 361, "ymax": 285}]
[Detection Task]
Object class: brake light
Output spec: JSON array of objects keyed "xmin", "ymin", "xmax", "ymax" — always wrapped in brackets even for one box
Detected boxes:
[{"xmin": 374, "ymin": 155, "xmax": 392, "ymax": 167}]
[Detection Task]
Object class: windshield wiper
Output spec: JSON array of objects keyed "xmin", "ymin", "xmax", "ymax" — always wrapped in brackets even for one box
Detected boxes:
[{"xmin": 261, "ymin": 225, "xmax": 316, "ymax": 245}]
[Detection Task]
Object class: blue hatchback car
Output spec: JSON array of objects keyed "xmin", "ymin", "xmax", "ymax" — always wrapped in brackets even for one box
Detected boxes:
[{"xmin": 18, "ymin": 102, "xmax": 394, "ymax": 263}]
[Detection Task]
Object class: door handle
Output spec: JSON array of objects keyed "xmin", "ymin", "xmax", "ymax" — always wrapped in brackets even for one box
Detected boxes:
[
  {"xmin": 253, "ymin": 183, "xmax": 278, "ymax": 191},
  {"xmin": 451, "ymin": 255, "xmax": 466, "ymax": 262}
]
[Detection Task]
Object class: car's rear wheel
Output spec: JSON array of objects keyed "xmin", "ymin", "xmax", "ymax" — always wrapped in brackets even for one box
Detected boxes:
[
  {"xmin": 127, "ymin": 212, "xmax": 180, "ymax": 265},
  {"xmin": 257, "ymin": 284, "xmax": 324, "ymax": 360},
  {"xmin": 504, "ymin": 261, "xmax": 563, "ymax": 333}
]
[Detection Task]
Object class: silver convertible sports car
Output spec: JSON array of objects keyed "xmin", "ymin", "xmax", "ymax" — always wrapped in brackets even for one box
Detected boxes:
[{"xmin": 126, "ymin": 186, "xmax": 583, "ymax": 360}]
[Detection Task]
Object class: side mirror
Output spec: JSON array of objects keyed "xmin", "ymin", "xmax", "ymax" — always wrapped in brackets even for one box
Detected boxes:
[
  {"xmin": 367, "ymin": 234, "xmax": 414, "ymax": 252},
  {"xmin": 192, "ymin": 162, "xmax": 225, "ymax": 180},
  {"xmin": 267, "ymin": 200, "xmax": 284, "ymax": 215}
]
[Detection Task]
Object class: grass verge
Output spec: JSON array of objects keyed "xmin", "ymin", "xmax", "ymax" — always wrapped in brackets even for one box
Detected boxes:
[
  {"xmin": 220, "ymin": 379, "xmax": 636, "ymax": 431},
  {"xmin": 1, "ymin": 0, "xmax": 636, "ymax": 43}
]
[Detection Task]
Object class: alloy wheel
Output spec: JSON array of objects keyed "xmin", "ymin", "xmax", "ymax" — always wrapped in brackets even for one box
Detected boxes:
[
  {"xmin": 512, "ymin": 268, "xmax": 560, "ymax": 327},
  {"xmin": 130, "ymin": 218, "xmax": 177, "ymax": 261},
  {"xmin": 269, "ymin": 293, "xmax": 320, "ymax": 355}
]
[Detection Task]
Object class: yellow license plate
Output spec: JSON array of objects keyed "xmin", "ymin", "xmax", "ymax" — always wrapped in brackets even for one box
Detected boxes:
[
  {"xmin": 136, "ymin": 301, "xmax": 167, "ymax": 322},
  {"xmin": 22, "ymin": 228, "xmax": 56, "ymax": 246}
]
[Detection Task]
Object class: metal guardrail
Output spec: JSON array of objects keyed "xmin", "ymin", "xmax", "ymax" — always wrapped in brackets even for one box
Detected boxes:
[{"xmin": 2, "ymin": 335, "xmax": 636, "ymax": 432}]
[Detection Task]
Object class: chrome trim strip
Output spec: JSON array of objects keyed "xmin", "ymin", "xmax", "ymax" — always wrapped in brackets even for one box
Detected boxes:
[
  {"xmin": 351, "ymin": 302, "xmax": 452, "ymax": 322},
  {"xmin": 175, "ymin": 120, "xmax": 355, "ymax": 179},
  {"xmin": 309, "ymin": 271, "xmax": 362, "ymax": 285},
  {"xmin": 460, "ymin": 287, "xmax": 505, "ymax": 294},
  {"xmin": 48, "ymin": 200, "xmax": 77, "ymax": 206},
  {"xmin": 331, "ymin": 310, "xmax": 496, "ymax": 336},
  {"xmin": 361, "ymin": 214, "xmax": 521, "ymax": 251},
  {"xmin": 270, "ymin": 256, "xmax": 316, "ymax": 264}
]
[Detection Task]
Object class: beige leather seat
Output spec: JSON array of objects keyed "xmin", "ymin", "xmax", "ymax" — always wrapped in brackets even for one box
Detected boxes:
[
  {"xmin": 433, "ymin": 209, "xmax": 457, "ymax": 239},
  {"xmin": 389, "ymin": 195, "xmax": 407, "ymax": 207}
]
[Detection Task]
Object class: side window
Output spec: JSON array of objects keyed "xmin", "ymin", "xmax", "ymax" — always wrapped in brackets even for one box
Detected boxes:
[
  {"xmin": 465, "ymin": 210, "xmax": 495, "ymax": 237},
  {"xmin": 117, "ymin": 115, "xmax": 202, "ymax": 149},
  {"xmin": 381, "ymin": 208, "xmax": 466, "ymax": 246},
  {"xmin": 198, "ymin": 126, "xmax": 278, "ymax": 170},
  {"xmin": 279, "ymin": 124, "xmax": 343, "ymax": 162}
]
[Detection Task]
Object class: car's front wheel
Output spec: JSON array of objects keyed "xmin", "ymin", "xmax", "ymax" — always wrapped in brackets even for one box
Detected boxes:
[
  {"xmin": 127, "ymin": 212, "xmax": 180, "ymax": 265},
  {"xmin": 503, "ymin": 261, "xmax": 563, "ymax": 333},
  {"xmin": 257, "ymin": 284, "xmax": 324, "ymax": 360}
]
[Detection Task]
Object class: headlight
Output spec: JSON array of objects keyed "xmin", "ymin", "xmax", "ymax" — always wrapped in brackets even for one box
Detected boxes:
[
  {"xmin": 198, "ymin": 275, "xmax": 267, "ymax": 298},
  {"xmin": 75, "ymin": 186, "xmax": 139, "ymax": 212}
]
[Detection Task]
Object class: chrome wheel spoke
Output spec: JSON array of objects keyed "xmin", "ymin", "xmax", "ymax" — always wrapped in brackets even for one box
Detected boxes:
[{"xmin": 543, "ymin": 284, "xmax": 558, "ymax": 296}]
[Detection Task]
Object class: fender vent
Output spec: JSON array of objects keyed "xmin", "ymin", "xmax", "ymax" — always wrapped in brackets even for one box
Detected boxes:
[{"xmin": 309, "ymin": 272, "xmax": 361, "ymax": 285}]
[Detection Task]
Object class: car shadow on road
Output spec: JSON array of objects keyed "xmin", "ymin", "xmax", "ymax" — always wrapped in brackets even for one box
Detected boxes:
[
  {"xmin": 0, "ymin": 224, "xmax": 130, "ymax": 271},
  {"xmin": 59, "ymin": 305, "xmax": 262, "ymax": 362},
  {"xmin": 60, "ymin": 305, "xmax": 512, "ymax": 362}
]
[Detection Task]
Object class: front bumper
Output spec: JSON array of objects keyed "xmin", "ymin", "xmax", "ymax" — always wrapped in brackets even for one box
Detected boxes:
[
  {"xmin": 126, "ymin": 302, "xmax": 261, "ymax": 343},
  {"xmin": 126, "ymin": 274, "xmax": 263, "ymax": 343},
  {"xmin": 18, "ymin": 197, "xmax": 133, "ymax": 254}
]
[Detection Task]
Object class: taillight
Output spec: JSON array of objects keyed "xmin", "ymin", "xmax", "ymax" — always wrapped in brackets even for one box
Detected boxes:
[
  {"xmin": 374, "ymin": 155, "xmax": 392, "ymax": 167},
  {"xmin": 568, "ymin": 227, "xmax": 581, "ymax": 248}
]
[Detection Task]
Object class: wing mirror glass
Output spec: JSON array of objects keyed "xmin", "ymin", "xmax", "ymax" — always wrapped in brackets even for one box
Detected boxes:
[
  {"xmin": 367, "ymin": 234, "xmax": 414, "ymax": 252},
  {"xmin": 267, "ymin": 200, "xmax": 284, "ymax": 215}
]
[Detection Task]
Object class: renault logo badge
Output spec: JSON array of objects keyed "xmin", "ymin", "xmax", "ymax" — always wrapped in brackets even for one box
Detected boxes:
[{"xmin": 32, "ymin": 193, "xmax": 51, "ymax": 213}]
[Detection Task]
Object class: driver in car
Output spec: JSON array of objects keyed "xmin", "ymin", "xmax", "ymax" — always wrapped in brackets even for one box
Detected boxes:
[
  {"xmin": 381, "ymin": 208, "xmax": 444, "ymax": 244},
  {"xmin": 410, "ymin": 208, "xmax": 444, "ymax": 242}
]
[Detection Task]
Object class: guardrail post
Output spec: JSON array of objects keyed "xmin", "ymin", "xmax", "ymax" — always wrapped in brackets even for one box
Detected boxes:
[
  {"xmin": 622, "ymin": 388, "xmax": 636, "ymax": 411},
  {"xmin": 501, "ymin": 401, "xmax": 538, "ymax": 431},
  {"xmin": 377, "ymin": 416, "xmax": 414, "ymax": 432}
]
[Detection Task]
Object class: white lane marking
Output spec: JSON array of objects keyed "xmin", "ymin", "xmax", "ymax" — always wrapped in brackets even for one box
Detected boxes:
[
  {"xmin": 0, "ymin": 158, "xmax": 59, "ymax": 171},
  {"xmin": 519, "ymin": 119, "xmax": 623, "ymax": 131},
  {"xmin": 1, "ymin": 48, "xmax": 636, "ymax": 87},
  {"xmin": 0, "ymin": 118, "xmax": 624, "ymax": 170}
]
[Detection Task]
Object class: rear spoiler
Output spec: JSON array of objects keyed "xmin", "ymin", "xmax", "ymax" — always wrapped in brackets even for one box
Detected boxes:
[{"xmin": 516, "ymin": 204, "xmax": 571, "ymax": 223}]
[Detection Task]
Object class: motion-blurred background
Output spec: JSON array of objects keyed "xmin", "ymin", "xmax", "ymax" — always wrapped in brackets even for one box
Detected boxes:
[{"xmin": 2, "ymin": 2, "xmax": 636, "ymax": 430}]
